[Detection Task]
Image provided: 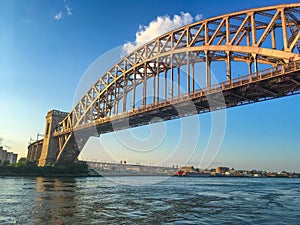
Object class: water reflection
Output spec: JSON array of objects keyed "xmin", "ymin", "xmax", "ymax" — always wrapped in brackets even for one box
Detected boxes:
[{"xmin": 32, "ymin": 177, "xmax": 79, "ymax": 224}]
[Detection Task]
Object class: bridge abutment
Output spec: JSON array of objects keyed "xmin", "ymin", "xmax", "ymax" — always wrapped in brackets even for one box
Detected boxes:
[{"xmin": 38, "ymin": 110, "xmax": 68, "ymax": 166}]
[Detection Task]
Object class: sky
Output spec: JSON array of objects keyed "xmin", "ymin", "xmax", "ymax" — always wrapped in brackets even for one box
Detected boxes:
[{"xmin": 0, "ymin": 0, "xmax": 299, "ymax": 171}]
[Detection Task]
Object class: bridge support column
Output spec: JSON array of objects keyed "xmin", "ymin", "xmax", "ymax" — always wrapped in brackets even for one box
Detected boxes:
[
  {"xmin": 123, "ymin": 78, "xmax": 128, "ymax": 112},
  {"xmin": 143, "ymin": 63, "xmax": 147, "ymax": 106},
  {"xmin": 205, "ymin": 51, "xmax": 211, "ymax": 88},
  {"xmin": 252, "ymin": 53, "xmax": 258, "ymax": 75},
  {"xmin": 132, "ymin": 69, "xmax": 136, "ymax": 109},
  {"xmin": 187, "ymin": 52, "xmax": 190, "ymax": 94},
  {"xmin": 247, "ymin": 61, "xmax": 253, "ymax": 82},
  {"xmin": 164, "ymin": 70, "xmax": 167, "ymax": 102},
  {"xmin": 156, "ymin": 63, "xmax": 160, "ymax": 104},
  {"xmin": 192, "ymin": 63, "xmax": 195, "ymax": 95},
  {"xmin": 226, "ymin": 51, "xmax": 231, "ymax": 82},
  {"xmin": 38, "ymin": 110, "xmax": 68, "ymax": 167},
  {"xmin": 248, "ymin": 61, "xmax": 253, "ymax": 74}
]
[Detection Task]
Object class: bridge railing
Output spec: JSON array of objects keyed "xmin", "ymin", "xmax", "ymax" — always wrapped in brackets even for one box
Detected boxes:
[
  {"xmin": 208, "ymin": 60, "xmax": 300, "ymax": 93},
  {"xmin": 28, "ymin": 139, "xmax": 43, "ymax": 150}
]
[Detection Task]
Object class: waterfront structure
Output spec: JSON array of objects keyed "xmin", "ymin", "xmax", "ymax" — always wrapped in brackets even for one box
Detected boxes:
[
  {"xmin": 0, "ymin": 147, "xmax": 4, "ymax": 161},
  {"xmin": 179, "ymin": 166, "xmax": 198, "ymax": 172},
  {"xmin": 175, "ymin": 166, "xmax": 300, "ymax": 178},
  {"xmin": 0, "ymin": 149, "xmax": 7, "ymax": 163},
  {"xmin": 27, "ymin": 139, "xmax": 43, "ymax": 163},
  {"xmin": 175, "ymin": 166, "xmax": 211, "ymax": 176},
  {"xmin": 6, "ymin": 152, "xmax": 13, "ymax": 163},
  {"xmin": 27, "ymin": 3, "xmax": 300, "ymax": 167},
  {"xmin": 0, "ymin": 147, "xmax": 18, "ymax": 164},
  {"xmin": 216, "ymin": 166, "xmax": 230, "ymax": 174},
  {"xmin": 12, "ymin": 154, "xmax": 18, "ymax": 164},
  {"xmin": 87, "ymin": 161, "xmax": 177, "ymax": 176}
]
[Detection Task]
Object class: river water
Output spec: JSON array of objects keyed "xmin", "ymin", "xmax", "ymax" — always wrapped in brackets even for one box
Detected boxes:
[{"xmin": 0, "ymin": 176, "xmax": 299, "ymax": 224}]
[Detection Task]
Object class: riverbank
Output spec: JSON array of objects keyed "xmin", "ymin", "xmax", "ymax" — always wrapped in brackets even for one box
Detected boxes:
[{"xmin": 0, "ymin": 162, "xmax": 102, "ymax": 177}]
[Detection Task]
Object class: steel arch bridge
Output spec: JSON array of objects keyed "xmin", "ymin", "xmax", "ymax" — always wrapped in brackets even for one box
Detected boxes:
[{"xmin": 31, "ymin": 3, "xmax": 300, "ymax": 166}]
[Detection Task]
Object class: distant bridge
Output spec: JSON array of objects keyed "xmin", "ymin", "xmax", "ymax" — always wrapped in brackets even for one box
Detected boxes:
[
  {"xmin": 86, "ymin": 161, "xmax": 178, "ymax": 176},
  {"xmin": 28, "ymin": 4, "xmax": 300, "ymax": 166}
]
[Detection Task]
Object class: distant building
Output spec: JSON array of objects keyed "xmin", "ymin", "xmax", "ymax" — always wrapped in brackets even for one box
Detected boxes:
[
  {"xmin": 0, "ymin": 146, "xmax": 18, "ymax": 164},
  {"xmin": 216, "ymin": 166, "xmax": 230, "ymax": 174},
  {"xmin": 6, "ymin": 152, "xmax": 13, "ymax": 163},
  {"xmin": 0, "ymin": 150, "xmax": 8, "ymax": 162},
  {"xmin": 6, "ymin": 152, "xmax": 18, "ymax": 164},
  {"xmin": 179, "ymin": 166, "xmax": 198, "ymax": 172},
  {"xmin": 12, "ymin": 154, "xmax": 18, "ymax": 164},
  {"xmin": 0, "ymin": 146, "xmax": 3, "ymax": 159}
]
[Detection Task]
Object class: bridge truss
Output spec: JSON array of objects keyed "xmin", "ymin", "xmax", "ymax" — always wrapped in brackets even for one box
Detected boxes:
[{"xmin": 40, "ymin": 3, "xmax": 300, "ymax": 165}]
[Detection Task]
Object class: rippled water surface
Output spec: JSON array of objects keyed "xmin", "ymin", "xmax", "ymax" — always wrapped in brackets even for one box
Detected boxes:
[{"xmin": 0, "ymin": 176, "xmax": 299, "ymax": 224}]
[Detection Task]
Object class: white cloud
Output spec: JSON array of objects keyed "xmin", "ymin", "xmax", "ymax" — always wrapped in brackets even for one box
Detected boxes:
[
  {"xmin": 195, "ymin": 14, "xmax": 202, "ymax": 21},
  {"xmin": 4, "ymin": 145, "xmax": 11, "ymax": 150},
  {"xmin": 65, "ymin": 3, "xmax": 72, "ymax": 15},
  {"xmin": 122, "ymin": 12, "xmax": 202, "ymax": 54},
  {"xmin": 0, "ymin": 137, "xmax": 10, "ymax": 150},
  {"xmin": 54, "ymin": 0, "xmax": 72, "ymax": 20},
  {"xmin": 54, "ymin": 11, "xmax": 63, "ymax": 20}
]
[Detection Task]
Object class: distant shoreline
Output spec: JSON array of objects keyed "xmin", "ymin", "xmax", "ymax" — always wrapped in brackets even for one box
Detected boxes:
[{"xmin": 0, "ymin": 174, "xmax": 299, "ymax": 178}]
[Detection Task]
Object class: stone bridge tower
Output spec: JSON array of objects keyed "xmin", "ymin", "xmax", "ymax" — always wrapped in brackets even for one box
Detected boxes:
[{"xmin": 38, "ymin": 110, "xmax": 68, "ymax": 166}]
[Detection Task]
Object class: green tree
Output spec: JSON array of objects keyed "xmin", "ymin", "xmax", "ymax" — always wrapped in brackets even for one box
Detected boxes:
[
  {"xmin": 2, "ymin": 160, "xmax": 10, "ymax": 167},
  {"xmin": 15, "ymin": 157, "xmax": 28, "ymax": 168}
]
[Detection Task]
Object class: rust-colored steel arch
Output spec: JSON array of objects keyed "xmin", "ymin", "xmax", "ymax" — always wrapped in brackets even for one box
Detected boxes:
[{"xmin": 51, "ymin": 3, "xmax": 300, "ymax": 165}]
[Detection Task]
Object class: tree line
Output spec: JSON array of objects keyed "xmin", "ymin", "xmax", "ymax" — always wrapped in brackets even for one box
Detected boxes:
[{"xmin": 0, "ymin": 158, "xmax": 91, "ymax": 176}]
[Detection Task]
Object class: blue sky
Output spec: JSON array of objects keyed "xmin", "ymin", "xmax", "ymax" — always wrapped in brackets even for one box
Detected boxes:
[{"xmin": 0, "ymin": 0, "xmax": 299, "ymax": 171}]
